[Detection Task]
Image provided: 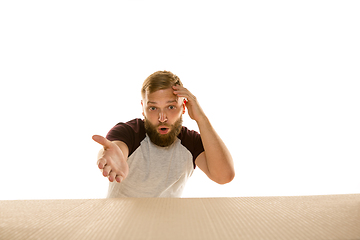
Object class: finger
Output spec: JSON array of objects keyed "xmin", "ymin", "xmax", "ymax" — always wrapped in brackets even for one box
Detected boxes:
[
  {"xmin": 108, "ymin": 171, "xmax": 117, "ymax": 182},
  {"xmin": 172, "ymin": 87, "xmax": 192, "ymax": 98},
  {"xmin": 115, "ymin": 175, "xmax": 124, "ymax": 183},
  {"xmin": 97, "ymin": 157, "xmax": 107, "ymax": 169},
  {"xmin": 92, "ymin": 135, "xmax": 113, "ymax": 150},
  {"xmin": 173, "ymin": 89, "xmax": 188, "ymax": 98},
  {"xmin": 102, "ymin": 164, "xmax": 112, "ymax": 177},
  {"xmin": 174, "ymin": 91, "xmax": 192, "ymax": 102},
  {"xmin": 172, "ymin": 85, "xmax": 186, "ymax": 93}
]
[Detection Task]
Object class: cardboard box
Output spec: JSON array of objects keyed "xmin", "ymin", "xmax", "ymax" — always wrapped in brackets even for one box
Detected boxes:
[{"xmin": 1, "ymin": 194, "xmax": 359, "ymax": 239}]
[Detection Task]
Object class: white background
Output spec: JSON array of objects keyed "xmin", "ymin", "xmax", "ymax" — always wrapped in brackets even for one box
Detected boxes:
[{"xmin": 1, "ymin": 1, "xmax": 359, "ymax": 200}]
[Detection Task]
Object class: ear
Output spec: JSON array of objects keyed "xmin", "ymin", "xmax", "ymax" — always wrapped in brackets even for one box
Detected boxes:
[
  {"xmin": 182, "ymin": 99, "xmax": 186, "ymax": 114},
  {"xmin": 141, "ymin": 100, "xmax": 145, "ymax": 117}
]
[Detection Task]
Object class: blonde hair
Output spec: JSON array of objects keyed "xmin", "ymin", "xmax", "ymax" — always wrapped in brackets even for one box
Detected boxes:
[{"xmin": 141, "ymin": 70, "xmax": 183, "ymax": 99}]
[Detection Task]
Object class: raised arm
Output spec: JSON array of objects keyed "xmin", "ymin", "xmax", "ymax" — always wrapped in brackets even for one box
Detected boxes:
[{"xmin": 172, "ymin": 85, "xmax": 235, "ymax": 184}]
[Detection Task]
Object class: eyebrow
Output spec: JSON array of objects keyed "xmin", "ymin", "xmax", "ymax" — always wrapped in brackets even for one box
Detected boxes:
[{"xmin": 147, "ymin": 100, "xmax": 177, "ymax": 105}]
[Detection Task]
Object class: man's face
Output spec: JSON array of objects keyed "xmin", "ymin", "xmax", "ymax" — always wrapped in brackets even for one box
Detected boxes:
[{"xmin": 142, "ymin": 87, "xmax": 185, "ymax": 147}]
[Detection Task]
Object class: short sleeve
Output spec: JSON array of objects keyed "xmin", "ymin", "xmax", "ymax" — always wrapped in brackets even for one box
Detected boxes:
[
  {"xmin": 178, "ymin": 127, "xmax": 205, "ymax": 169},
  {"xmin": 106, "ymin": 118, "xmax": 146, "ymax": 157}
]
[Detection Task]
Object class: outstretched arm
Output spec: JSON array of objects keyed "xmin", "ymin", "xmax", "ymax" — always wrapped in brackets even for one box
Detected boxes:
[
  {"xmin": 92, "ymin": 135, "xmax": 129, "ymax": 183},
  {"xmin": 173, "ymin": 85, "xmax": 235, "ymax": 184}
]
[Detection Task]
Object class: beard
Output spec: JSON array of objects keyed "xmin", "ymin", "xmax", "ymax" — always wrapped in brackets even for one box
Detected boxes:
[{"xmin": 144, "ymin": 116, "xmax": 183, "ymax": 147}]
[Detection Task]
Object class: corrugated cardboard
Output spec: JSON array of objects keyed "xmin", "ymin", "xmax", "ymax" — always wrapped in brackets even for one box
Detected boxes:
[{"xmin": 1, "ymin": 194, "xmax": 359, "ymax": 240}]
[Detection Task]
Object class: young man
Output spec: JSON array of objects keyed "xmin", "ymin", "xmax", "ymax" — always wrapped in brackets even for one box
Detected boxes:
[{"xmin": 92, "ymin": 71, "xmax": 234, "ymax": 197}]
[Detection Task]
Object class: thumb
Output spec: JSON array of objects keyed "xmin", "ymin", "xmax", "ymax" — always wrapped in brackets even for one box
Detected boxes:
[{"xmin": 92, "ymin": 135, "xmax": 113, "ymax": 149}]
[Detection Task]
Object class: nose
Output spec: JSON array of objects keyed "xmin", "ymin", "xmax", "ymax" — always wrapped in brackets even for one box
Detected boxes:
[{"xmin": 158, "ymin": 112, "xmax": 167, "ymax": 123}]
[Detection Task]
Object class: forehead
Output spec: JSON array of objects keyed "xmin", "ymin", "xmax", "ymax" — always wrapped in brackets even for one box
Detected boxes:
[{"xmin": 144, "ymin": 88, "xmax": 179, "ymax": 105}]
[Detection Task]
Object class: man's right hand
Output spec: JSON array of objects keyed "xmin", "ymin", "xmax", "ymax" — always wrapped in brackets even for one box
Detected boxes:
[{"xmin": 92, "ymin": 135, "xmax": 129, "ymax": 183}]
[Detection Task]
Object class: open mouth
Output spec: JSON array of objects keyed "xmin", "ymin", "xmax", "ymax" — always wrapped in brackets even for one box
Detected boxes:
[{"xmin": 158, "ymin": 126, "xmax": 170, "ymax": 135}]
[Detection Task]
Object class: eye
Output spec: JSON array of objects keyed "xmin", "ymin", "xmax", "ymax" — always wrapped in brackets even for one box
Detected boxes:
[
  {"xmin": 149, "ymin": 107, "xmax": 157, "ymax": 111},
  {"xmin": 168, "ymin": 105, "xmax": 176, "ymax": 110}
]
